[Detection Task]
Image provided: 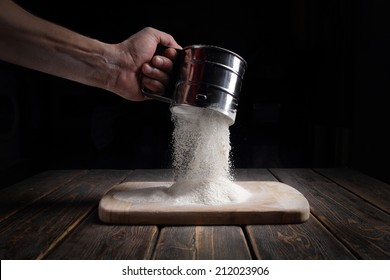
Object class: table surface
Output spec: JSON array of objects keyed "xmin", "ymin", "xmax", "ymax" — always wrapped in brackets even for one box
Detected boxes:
[{"xmin": 1, "ymin": 168, "xmax": 389, "ymax": 260}]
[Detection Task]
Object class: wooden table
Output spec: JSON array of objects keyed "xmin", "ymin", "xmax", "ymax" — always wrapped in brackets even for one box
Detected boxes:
[{"xmin": 0, "ymin": 168, "xmax": 389, "ymax": 260}]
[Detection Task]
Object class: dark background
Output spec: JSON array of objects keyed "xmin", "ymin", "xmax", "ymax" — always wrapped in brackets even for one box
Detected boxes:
[{"xmin": 1, "ymin": 0, "xmax": 389, "ymax": 188}]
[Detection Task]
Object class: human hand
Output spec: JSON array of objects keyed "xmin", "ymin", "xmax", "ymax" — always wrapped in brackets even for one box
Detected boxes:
[
  {"xmin": 0, "ymin": 1, "xmax": 181, "ymax": 101},
  {"xmin": 105, "ymin": 27, "xmax": 182, "ymax": 101}
]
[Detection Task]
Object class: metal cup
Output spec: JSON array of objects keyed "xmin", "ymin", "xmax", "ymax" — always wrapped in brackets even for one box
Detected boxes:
[{"xmin": 143, "ymin": 44, "xmax": 247, "ymax": 125}]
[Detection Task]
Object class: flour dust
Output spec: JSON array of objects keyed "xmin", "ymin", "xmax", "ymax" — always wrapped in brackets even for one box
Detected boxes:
[{"xmin": 114, "ymin": 109, "xmax": 251, "ymax": 205}]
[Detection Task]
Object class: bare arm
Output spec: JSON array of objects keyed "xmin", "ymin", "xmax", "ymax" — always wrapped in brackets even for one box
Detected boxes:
[{"xmin": 0, "ymin": 0, "xmax": 181, "ymax": 101}]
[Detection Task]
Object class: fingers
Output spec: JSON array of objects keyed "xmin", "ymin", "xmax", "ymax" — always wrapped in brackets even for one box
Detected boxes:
[
  {"xmin": 141, "ymin": 48, "xmax": 178, "ymax": 95},
  {"xmin": 142, "ymin": 57, "xmax": 171, "ymax": 83},
  {"xmin": 152, "ymin": 54, "xmax": 174, "ymax": 74},
  {"xmin": 141, "ymin": 64, "xmax": 166, "ymax": 94},
  {"xmin": 162, "ymin": 47, "xmax": 179, "ymax": 61}
]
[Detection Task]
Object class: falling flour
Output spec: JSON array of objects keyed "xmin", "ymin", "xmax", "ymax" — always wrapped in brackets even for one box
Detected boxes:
[{"xmin": 114, "ymin": 108, "xmax": 251, "ymax": 205}]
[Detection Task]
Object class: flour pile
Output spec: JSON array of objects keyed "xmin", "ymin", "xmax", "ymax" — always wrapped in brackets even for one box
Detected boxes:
[
  {"xmin": 114, "ymin": 108, "xmax": 251, "ymax": 205},
  {"xmin": 168, "ymin": 109, "xmax": 251, "ymax": 205}
]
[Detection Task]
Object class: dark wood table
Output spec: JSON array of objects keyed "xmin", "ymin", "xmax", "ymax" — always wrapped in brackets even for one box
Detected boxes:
[{"xmin": 1, "ymin": 168, "xmax": 389, "ymax": 260}]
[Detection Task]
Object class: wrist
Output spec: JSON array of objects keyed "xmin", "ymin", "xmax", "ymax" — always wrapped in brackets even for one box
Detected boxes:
[{"xmin": 98, "ymin": 42, "xmax": 123, "ymax": 94}]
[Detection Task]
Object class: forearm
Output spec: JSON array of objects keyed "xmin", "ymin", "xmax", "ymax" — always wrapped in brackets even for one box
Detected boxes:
[{"xmin": 0, "ymin": 0, "xmax": 116, "ymax": 90}]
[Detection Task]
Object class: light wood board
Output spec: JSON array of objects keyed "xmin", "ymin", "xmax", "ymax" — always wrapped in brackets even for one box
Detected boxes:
[{"xmin": 98, "ymin": 181, "xmax": 310, "ymax": 225}]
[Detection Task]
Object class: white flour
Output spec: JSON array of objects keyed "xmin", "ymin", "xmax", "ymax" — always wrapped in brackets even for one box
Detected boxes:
[{"xmin": 115, "ymin": 108, "xmax": 251, "ymax": 205}]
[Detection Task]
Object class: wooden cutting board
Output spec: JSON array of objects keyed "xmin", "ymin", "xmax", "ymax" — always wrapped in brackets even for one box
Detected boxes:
[{"xmin": 98, "ymin": 181, "xmax": 310, "ymax": 225}]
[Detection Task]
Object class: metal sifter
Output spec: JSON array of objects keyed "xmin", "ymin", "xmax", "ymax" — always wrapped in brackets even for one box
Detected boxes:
[{"xmin": 143, "ymin": 44, "xmax": 247, "ymax": 126}]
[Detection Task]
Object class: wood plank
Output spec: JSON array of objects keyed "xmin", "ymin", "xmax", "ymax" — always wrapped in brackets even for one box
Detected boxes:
[
  {"xmin": 0, "ymin": 169, "xmax": 87, "ymax": 222},
  {"xmin": 315, "ymin": 168, "xmax": 390, "ymax": 213},
  {"xmin": 126, "ymin": 169, "xmax": 174, "ymax": 181},
  {"xmin": 98, "ymin": 181, "xmax": 310, "ymax": 225},
  {"xmin": 233, "ymin": 168, "xmax": 277, "ymax": 181},
  {"xmin": 0, "ymin": 169, "xmax": 129, "ymax": 259},
  {"xmin": 45, "ymin": 210, "xmax": 158, "ymax": 260},
  {"xmin": 270, "ymin": 168, "xmax": 390, "ymax": 259},
  {"xmin": 153, "ymin": 226, "xmax": 251, "ymax": 259},
  {"xmin": 246, "ymin": 215, "xmax": 356, "ymax": 259},
  {"xmin": 240, "ymin": 169, "xmax": 355, "ymax": 259}
]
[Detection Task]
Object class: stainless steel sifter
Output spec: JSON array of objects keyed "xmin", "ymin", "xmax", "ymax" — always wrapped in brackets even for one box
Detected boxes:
[{"xmin": 143, "ymin": 44, "xmax": 247, "ymax": 125}]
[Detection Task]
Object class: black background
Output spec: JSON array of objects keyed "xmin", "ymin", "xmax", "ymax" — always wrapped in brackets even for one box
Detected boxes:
[{"xmin": 0, "ymin": 0, "xmax": 389, "ymax": 187}]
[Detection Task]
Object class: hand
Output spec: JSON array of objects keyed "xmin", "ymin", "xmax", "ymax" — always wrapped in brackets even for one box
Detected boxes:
[
  {"xmin": 106, "ymin": 27, "xmax": 182, "ymax": 101},
  {"xmin": 0, "ymin": 0, "xmax": 181, "ymax": 102}
]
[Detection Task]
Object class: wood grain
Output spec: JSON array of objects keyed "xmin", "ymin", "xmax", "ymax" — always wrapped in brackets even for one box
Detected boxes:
[
  {"xmin": 246, "ymin": 215, "xmax": 356, "ymax": 259},
  {"xmin": 233, "ymin": 168, "xmax": 277, "ymax": 181},
  {"xmin": 0, "ymin": 169, "xmax": 87, "ymax": 222},
  {"xmin": 153, "ymin": 226, "xmax": 251, "ymax": 259},
  {"xmin": 125, "ymin": 169, "xmax": 174, "ymax": 181},
  {"xmin": 0, "ymin": 169, "xmax": 129, "ymax": 259},
  {"xmin": 98, "ymin": 181, "xmax": 310, "ymax": 225},
  {"xmin": 315, "ymin": 168, "xmax": 390, "ymax": 213},
  {"xmin": 45, "ymin": 210, "xmax": 158, "ymax": 260},
  {"xmin": 270, "ymin": 168, "xmax": 390, "ymax": 259},
  {"xmin": 2, "ymin": 168, "xmax": 387, "ymax": 260}
]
